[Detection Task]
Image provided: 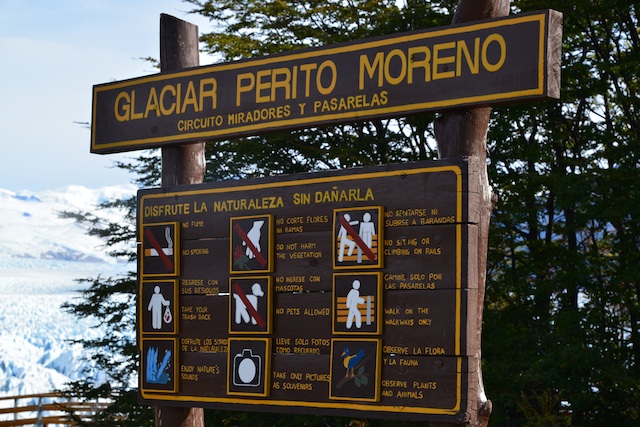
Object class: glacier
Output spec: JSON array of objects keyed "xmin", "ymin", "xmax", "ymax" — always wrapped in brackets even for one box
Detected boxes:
[{"xmin": 0, "ymin": 185, "xmax": 136, "ymax": 404}]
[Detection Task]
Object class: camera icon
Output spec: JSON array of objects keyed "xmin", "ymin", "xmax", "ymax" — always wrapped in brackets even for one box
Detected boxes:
[{"xmin": 232, "ymin": 349, "xmax": 262, "ymax": 387}]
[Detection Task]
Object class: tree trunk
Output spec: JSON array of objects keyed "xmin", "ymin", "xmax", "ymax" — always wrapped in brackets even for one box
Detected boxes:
[
  {"xmin": 160, "ymin": 13, "xmax": 207, "ymax": 189},
  {"xmin": 155, "ymin": 13, "xmax": 206, "ymax": 427},
  {"xmin": 432, "ymin": 1, "xmax": 509, "ymax": 426}
]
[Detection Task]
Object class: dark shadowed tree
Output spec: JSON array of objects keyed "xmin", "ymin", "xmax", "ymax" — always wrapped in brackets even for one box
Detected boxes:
[{"xmin": 483, "ymin": 0, "xmax": 640, "ymax": 425}]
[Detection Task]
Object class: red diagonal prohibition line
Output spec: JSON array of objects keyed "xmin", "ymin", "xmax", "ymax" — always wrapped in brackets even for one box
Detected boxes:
[
  {"xmin": 234, "ymin": 222, "xmax": 267, "ymax": 267},
  {"xmin": 338, "ymin": 214, "xmax": 376, "ymax": 261},
  {"xmin": 144, "ymin": 227, "xmax": 174, "ymax": 271},
  {"xmin": 232, "ymin": 282, "xmax": 266, "ymax": 329}
]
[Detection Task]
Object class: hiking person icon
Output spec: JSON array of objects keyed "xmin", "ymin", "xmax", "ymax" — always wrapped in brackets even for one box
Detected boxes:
[{"xmin": 346, "ymin": 279, "xmax": 365, "ymax": 329}]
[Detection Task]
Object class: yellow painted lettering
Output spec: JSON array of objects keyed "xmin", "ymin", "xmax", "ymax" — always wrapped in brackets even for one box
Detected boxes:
[
  {"xmin": 236, "ymin": 72, "xmax": 255, "ymax": 106},
  {"xmin": 159, "ymin": 85, "xmax": 177, "ymax": 115},
  {"xmin": 316, "ymin": 60, "xmax": 337, "ymax": 95},
  {"xmin": 359, "ymin": 51, "xmax": 384, "ymax": 90},
  {"xmin": 144, "ymin": 87, "xmax": 160, "ymax": 118},
  {"xmin": 199, "ymin": 78, "xmax": 217, "ymax": 111},
  {"xmin": 456, "ymin": 38, "xmax": 480, "ymax": 76},
  {"xmin": 432, "ymin": 41, "xmax": 456, "ymax": 80},
  {"xmin": 299, "ymin": 63, "xmax": 317, "ymax": 97},
  {"xmin": 408, "ymin": 46, "xmax": 431, "ymax": 83},
  {"xmin": 384, "ymin": 49, "xmax": 407, "ymax": 86},
  {"xmin": 255, "ymin": 69, "xmax": 271, "ymax": 103},
  {"xmin": 129, "ymin": 90, "xmax": 143, "ymax": 120},
  {"xmin": 180, "ymin": 81, "xmax": 199, "ymax": 113},
  {"xmin": 114, "ymin": 91, "xmax": 130, "ymax": 122},
  {"xmin": 481, "ymin": 33, "xmax": 506, "ymax": 72},
  {"xmin": 291, "ymin": 65, "xmax": 298, "ymax": 99},
  {"xmin": 271, "ymin": 67, "xmax": 291, "ymax": 101}
]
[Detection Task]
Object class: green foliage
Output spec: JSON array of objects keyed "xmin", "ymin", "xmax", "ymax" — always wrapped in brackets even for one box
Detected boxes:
[
  {"xmin": 112, "ymin": 150, "xmax": 162, "ymax": 188},
  {"xmin": 483, "ymin": 0, "xmax": 640, "ymax": 425},
  {"xmin": 62, "ymin": 205, "xmax": 153, "ymax": 425},
  {"xmin": 187, "ymin": 0, "xmax": 451, "ymax": 59},
  {"xmin": 187, "ymin": 0, "xmax": 449, "ymax": 181}
]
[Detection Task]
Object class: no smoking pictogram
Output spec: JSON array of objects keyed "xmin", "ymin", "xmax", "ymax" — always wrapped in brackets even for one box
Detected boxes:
[{"xmin": 142, "ymin": 222, "xmax": 180, "ymax": 277}]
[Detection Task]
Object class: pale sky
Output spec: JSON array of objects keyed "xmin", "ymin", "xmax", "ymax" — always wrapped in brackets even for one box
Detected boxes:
[{"xmin": 0, "ymin": 0, "xmax": 214, "ymax": 191}]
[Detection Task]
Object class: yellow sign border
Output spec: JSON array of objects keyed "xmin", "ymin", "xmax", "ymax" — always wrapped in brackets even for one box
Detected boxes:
[
  {"xmin": 140, "ymin": 222, "xmax": 180, "ymax": 278},
  {"xmin": 94, "ymin": 12, "xmax": 550, "ymax": 153},
  {"xmin": 138, "ymin": 164, "xmax": 464, "ymax": 415},
  {"xmin": 140, "ymin": 337, "xmax": 179, "ymax": 394},
  {"xmin": 332, "ymin": 206, "xmax": 385, "ymax": 270},
  {"xmin": 328, "ymin": 338, "xmax": 382, "ymax": 402},
  {"xmin": 139, "ymin": 279, "xmax": 179, "ymax": 336},
  {"xmin": 229, "ymin": 214, "xmax": 276, "ymax": 274},
  {"xmin": 228, "ymin": 276, "xmax": 274, "ymax": 335},
  {"xmin": 226, "ymin": 337, "xmax": 272, "ymax": 397},
  {"xmin": 332, "ymin": 272, "xmax": 383, "ymax": 336}
]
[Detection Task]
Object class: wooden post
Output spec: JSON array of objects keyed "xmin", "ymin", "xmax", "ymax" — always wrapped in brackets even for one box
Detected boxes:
[
  {"xmin": 432, "ymin": 0, "xmax": 509, "ymax": 426},
  {"xmin": 160, "ymin": 14, "xmax": 207, "ymax": 188},
  {"xmin": 155, "ymin": 13, "xmax": 205, "ymax": 427}
]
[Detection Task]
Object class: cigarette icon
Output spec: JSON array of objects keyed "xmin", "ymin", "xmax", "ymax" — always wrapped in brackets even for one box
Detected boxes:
[{"xmin": 144, "ymin": 227, "xmax": 174, "ymax": 257}]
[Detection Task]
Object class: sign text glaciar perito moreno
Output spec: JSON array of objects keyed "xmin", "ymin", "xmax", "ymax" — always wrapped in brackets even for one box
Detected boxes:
[{"xmin": 91, "ymin": 11, "xmax": 559, "ymax": 154}]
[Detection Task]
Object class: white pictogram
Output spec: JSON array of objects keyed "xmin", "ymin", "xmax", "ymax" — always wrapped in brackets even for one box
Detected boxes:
[
  {"xmin": 233, "ymin": 283, "xmax": 264, "ymax": 325},
  {"xmin": 233, "ymin": 349, "xmax": 262, "ymax": 387},
  {"xmin": 148, "ymin": 286, "xmax": 170, "ymax": 329},
  {"xmin": 346, "ymin": 280, "xmax": 365, "ymax": 329},
  {"xmin": 244, "ymin": 220, "xmax": 264, "ymax": 259}
]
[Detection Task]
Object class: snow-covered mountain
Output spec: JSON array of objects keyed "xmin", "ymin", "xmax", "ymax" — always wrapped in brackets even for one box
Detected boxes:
[
  {"xmin": 0, "ymin": 185, "xmax": 136, "ymax": 403},
  {"xmin": 0, "ymin": 185, "xmax": 135, "ymax": 262}
]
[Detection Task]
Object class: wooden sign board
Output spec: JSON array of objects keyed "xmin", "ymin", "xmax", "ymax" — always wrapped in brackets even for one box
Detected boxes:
[
  {"xmin": 93, "ymin": 10, "xmax": 561, "ymax": 154},
  {"xmin": 137, "ymin": 159, "xmax": 482, "ymax": 422}
]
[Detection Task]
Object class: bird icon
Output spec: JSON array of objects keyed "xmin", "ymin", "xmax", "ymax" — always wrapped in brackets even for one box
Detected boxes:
[{"xmin": 341, "ymin": 347, "xmax": 365, "ymax": 377}]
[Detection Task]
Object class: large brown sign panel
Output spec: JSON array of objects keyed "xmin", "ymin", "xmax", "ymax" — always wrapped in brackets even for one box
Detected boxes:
[
  {"xmin": 94, "ymin": 10, "xmax": 561, "ymax": 154},
  {"xmin": 137, "ymin": 159, "xmax": 481, "ymax": 422}
]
